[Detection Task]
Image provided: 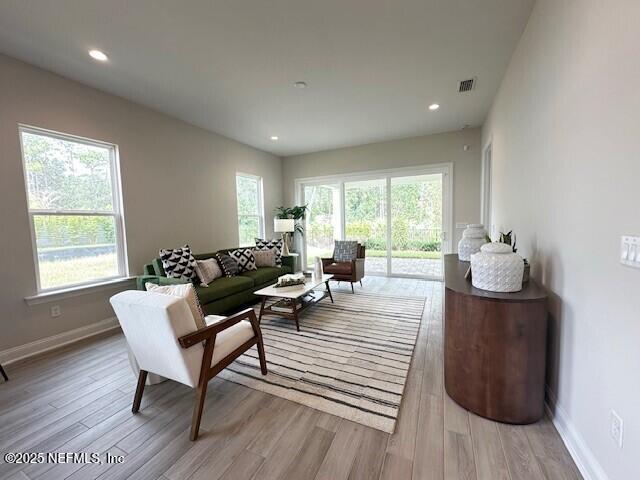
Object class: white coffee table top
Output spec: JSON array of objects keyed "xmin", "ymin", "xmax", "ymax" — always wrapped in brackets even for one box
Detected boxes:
[{"xmin": 254, "ymin": 273, "xmax": 334, "ymax": 299}]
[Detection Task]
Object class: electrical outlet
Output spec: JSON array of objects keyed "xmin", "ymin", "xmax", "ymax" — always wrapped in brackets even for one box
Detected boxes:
[
  {"xmin": 50, "ymin": 305, "xmax": 61, "ymax": 318},
  {"xmin": 610, "ymin": 410, "xmax": 624, "ymax": 449}
]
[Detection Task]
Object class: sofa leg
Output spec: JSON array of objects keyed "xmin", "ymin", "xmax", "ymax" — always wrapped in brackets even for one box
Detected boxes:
[
  {"xmin": 132, "ymin": 370, "xmax": 147, "ymax": 413},
  {"xmin": 190, "ymin": 382, "xmax": 209, "ymax": 441}
]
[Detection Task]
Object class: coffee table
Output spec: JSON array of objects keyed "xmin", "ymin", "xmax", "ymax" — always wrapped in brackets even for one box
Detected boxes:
[{"xmin": 255, "ymin": 273, "xmax": 334, "ymax": 331}]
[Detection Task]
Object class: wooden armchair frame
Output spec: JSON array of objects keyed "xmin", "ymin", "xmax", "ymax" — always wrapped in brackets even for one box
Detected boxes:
[{"xmin": 131, "ymin": 308, "xmax": 267, "ymax": 441}]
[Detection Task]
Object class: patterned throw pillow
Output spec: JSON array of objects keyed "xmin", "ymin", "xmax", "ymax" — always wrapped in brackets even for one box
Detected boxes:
[
  {"xmin": 144, "ymin": 282, "xmax": 206, "ymax": 330},
  {"xmin": 229, "ymin": 248, "xmax": 257, "ymax": 272},
  {"xmin": 255, "ymin": 238, "xmax": 283, "ymax": 266},
  {"xmin": 159, "ymin": 245, "xmax": 198, "ymax": 280},
  {"xmin": 194, "ymin": 258, "xmax": 223, "ymax": 287},
  {"xmin": 334, "ymin": 240, "xmax": 358, "ymax": 262},
  {"xmin": 215, "ymin": 252, "xmax": 239, "ymax": 277},
  {"xmin": 253, "ymin": 248, "xmax": 277, "ymax": 267}
]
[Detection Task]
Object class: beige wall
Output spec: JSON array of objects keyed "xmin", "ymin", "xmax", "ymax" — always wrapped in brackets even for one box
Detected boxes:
[
  {"xmin": 482, "ymin": 1, "xmax": 639, "ymax": 478},
  {"xmin": 283, "ymin": 128, "xmax": 482, "ymax": 248},
  {"xmin": 0, "ymin": 54, "xmax": 282, "ymax": 352}
]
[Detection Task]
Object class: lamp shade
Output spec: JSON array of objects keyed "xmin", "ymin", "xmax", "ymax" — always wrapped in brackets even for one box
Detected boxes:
[{"xmin": 274, "ymin": 218, "xmax": 295, "ymax": 233}]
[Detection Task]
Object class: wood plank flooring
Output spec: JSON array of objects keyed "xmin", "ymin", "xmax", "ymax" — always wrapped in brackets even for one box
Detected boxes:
[{"xmin": 0, "ymin": 277, "xmax": 581, "ymax": 480}]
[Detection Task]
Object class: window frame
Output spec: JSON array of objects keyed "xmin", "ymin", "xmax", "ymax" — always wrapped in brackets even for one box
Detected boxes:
[
  {"xmin": 235, "ymin": 172, "xmax": 265, "ymax": 247},
  {"xmin": 19, "ymin": 125, "xmax": 129, "ymax": 294}
]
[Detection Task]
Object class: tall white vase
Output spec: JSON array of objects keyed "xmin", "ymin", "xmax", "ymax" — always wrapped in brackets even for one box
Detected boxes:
[
  {"xmin": 314, "ymin": 257, "xmax": 324, "ymax": 278},
  {"xmin": 458, "ymin": 224, "xmax": 487, "ymax": 261}
]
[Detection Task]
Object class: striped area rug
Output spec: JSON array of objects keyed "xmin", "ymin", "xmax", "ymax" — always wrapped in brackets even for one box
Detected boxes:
[{"xmin": 218, "ymin": 291, "xmax": 425, "ymax": 433}]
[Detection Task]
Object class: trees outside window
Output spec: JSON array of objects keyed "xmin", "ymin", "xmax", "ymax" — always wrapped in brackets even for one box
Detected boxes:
[
  {"xmin": 236, "ymin": 174, "xmax": 264, "ymax": 246},
  {"xmin": 20, "ymin": 127, "xmax": 127, "ymax": 292}
]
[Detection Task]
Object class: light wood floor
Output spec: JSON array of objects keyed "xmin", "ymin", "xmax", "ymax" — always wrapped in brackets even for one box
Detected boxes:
[{"xmin": 0, "ymin": 278, "xmax": 581, "ymax": 480}]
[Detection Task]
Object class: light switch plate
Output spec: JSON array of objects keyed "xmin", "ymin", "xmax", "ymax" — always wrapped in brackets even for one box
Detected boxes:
[{"xmin": 620, "ymin": 236, "xmax": 640, "ymax": 268}]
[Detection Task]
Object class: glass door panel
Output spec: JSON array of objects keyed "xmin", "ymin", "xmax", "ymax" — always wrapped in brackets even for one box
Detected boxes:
[
  {"xmin": 344, "ymin": 178, "xmax": 387, "ymax": 275},
  {"xmin": 390, "ymin": 174, "xmax": 443, "ymax": 279},
  {"xmin": 303, "ymin": 184, "xmax": 341, "ymax": 269}
]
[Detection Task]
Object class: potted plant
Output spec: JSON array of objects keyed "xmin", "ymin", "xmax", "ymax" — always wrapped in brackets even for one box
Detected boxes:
[{"xmin": 498, "ymin": 230, "xmax": 530, "ymax": 282}]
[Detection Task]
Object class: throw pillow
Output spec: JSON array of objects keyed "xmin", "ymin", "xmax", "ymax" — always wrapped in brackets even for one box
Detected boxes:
[
  {"xmin": 194, "ymin": 258, "xmax": 223, "ymax": 287},
  {"xmin": 145, "ymin": 282, "xmax": 206, "ymax": 330},
  {"xmin": 334, "ymin": 240, "xmax": 358, "ymax": 262},
  {"xmin": 253, "ymin": 247, "xmax": 277, "ymax": 267},
  {"xmin": 229, "ymin": 248, "xmax": 257, "ymax": 272},
  {"xmin": 159, "ymin": 244, "xmax": 198, "ymax": 280},
  {"xmin": 255, "ymin": 238, "xmax": 283, "ymax": 266},
  {"xmin": 215, "ymin": 251, "xmax": 239, "ymax": 277}
]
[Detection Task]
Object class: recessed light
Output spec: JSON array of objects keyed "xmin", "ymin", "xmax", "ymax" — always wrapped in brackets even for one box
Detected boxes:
[
  {"xmin": 270, "ymin": 136, "xmax": 279, "ymax": 141},
  {"xmin": 428, "ymin": 103, "xmax": 440, "ymax": 111},
  {"xmin": 293, "ymin": 81, "xmax": 307, "ymax": 89},
  {"xmin": 88, "ymin": 49, "xmax": 108, "ymax": 62}
]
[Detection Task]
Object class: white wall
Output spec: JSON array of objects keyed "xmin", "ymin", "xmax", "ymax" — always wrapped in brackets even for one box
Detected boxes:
[
  {"xmin": 482, "ymin": 1, "xmax": 640, "ymax": 478},
  {"xmin": 0, "ymin": 54, "xmax": 282, "ymax": 352},
  {"xmin": 283, "ymin": 128, "xmax": 482, "ymax": 249}
]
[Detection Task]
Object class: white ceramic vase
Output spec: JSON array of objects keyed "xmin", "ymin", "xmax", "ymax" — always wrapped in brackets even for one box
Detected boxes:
[
  {"xmin": 314, "ymin": 257, "xmax": 324, "ymax": 278},
  {"xmin": 458, "ymin": 224, "xmax": 487, "ymax": 261},
  {"xmin": 470, "ymin": 242, "xmax": 524, "ymax": 292}
]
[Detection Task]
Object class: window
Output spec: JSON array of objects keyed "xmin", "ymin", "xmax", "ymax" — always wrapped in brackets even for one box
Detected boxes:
[
  {"xmin": 236, "ymin": 173, "xmax": 264, "ymax": 247},
  {"xmin": 20, "ymin": 126, "xmax": 128, "ymax": 292}
]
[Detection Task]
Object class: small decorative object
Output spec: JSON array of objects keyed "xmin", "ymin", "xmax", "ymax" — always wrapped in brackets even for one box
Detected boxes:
[
  {"xmin": 274, "ymin": 273, "xmax": 306, "ymax": 288},
  {"xmin": 274, "ymin": 218, "xmax": 295, "ymax": 256},
  {"xmin": 470, "ymin": 242, "xmax": 524, "ymax": 292},
  {"xmin": 499, "ymin": 230, "xmax": 530, "ymax": 283},
  {"xmin": 523, "ymin": 260, "xmax": 530, "ymax": 283},
  {"xmin": 458, "ymin": 224, "xmax": 488, "ymax": 261},
  {"xmin": 314, "ymin": 257, "xmax": 324, "ymax": 278}
]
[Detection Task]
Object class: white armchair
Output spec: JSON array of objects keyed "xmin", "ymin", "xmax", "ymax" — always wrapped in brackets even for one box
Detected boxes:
[{"xmin": 110, "ymin": 290, "xmax": 267, "ymax": 440}]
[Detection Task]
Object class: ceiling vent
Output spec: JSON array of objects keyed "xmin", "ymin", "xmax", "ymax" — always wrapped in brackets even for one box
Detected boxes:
[{"xmin": 458, "ymin": 77, "xmax": 476, "ymax": 93}]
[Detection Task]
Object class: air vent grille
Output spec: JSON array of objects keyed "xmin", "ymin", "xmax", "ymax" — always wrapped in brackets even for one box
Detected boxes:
[{"xmin": 458, "ymin": 78, "xmax": 476, "ymax": 93}]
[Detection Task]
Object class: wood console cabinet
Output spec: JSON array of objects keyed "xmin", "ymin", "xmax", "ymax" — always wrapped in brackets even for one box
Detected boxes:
[{"xmin": 444, "ymin": 254, "xmax": 548, "ymax": 424}]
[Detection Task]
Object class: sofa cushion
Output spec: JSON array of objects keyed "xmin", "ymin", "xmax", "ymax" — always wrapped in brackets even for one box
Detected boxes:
[
  {"xmin": 255, "ymin": 238, "xmax": 283, "ymax": 266},
  {"xmin": 195, "ymin": 276, "xmax": 254, "ymax": 304},
  {"xmin": 324, "ymin": 262, "xmax": 353, "ymax": 275},
  {"xmin": 159, "ymin": 244, "xmax": 198, "ymax": 280},
  {"xmin": 241, "ymin": 267, "xmax": 284, "ymax": 286}
]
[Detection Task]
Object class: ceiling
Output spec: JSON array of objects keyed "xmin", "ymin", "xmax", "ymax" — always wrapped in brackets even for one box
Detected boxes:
[{"xmin": 0, "ymin": 0, "xmax": 533, "ymax": 156}]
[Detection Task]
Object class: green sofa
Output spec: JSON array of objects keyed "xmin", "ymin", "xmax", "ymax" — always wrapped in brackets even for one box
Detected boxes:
[{"xmin": 136, "ymin": 248, "xmax": 293, "ymax": 315}]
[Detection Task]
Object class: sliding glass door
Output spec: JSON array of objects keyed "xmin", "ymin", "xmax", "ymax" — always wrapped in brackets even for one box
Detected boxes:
[
  {"xmin": 390, "ymin": 174, "xmax": 443, "ymax": 278},
  {"xmin": 345, "ymin": 179, "xmax": 387, "ymax": 275},
  {"xmin": 303, "ymin": 183, "xmax": 341, "ymax": 269},
  {"xmin": 299, "ymin": 165, "xmax": 450, "ymax": 280}
]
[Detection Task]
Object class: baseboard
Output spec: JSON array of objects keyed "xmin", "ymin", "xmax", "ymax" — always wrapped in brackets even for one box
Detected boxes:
[
  {"xmin": 0, "ymin": 317, "xmax": 121, "ymax": 366},
  {"xmin": 545, "ymin": 386, "xmax": 610, "ymax": 480}
]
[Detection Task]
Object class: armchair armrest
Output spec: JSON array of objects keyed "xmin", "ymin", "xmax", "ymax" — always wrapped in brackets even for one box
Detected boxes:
[
  {"xmin": 354, "ymin": 258, "xmax": 365, "ymax": 280},
  {"xmin": 321, "ymin": 257, "xmax": 335, "ymax": 268},
  {"xmin": 178, "ymin": 308, "xmax": 259, "ymax": 348}
]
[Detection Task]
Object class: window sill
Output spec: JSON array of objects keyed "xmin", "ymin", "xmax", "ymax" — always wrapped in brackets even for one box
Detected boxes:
[{"xmin": 25, "ymin": 277, "xmax": 136, "ymax": 306}]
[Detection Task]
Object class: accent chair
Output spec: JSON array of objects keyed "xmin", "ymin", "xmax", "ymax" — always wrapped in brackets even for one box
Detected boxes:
[
  {"xmin": 110, "ymin": 290, "xmax": 267, "ymax": 440},
  {"xmin": 322, "ymin": 242, "xmax": 366, "ymax": 293}
]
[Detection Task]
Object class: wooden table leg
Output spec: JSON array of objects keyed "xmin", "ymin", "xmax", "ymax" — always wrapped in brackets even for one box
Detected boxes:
[
  {"xmin": 325, "ymin": 281, "xmax": 334, "ymax": 303},
  {"xmin": 292, "ymin": 299, "xmax": 300, "ymax": 332},
  {"xmin": 258, "ymin": 296, "xmax": 267, "ymax": 323}
]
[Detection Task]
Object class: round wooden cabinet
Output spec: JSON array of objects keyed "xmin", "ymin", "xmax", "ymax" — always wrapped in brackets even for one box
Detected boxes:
[{"xmin": 443, "ymin": 254, "xmax": 548, "ymax": 424}]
